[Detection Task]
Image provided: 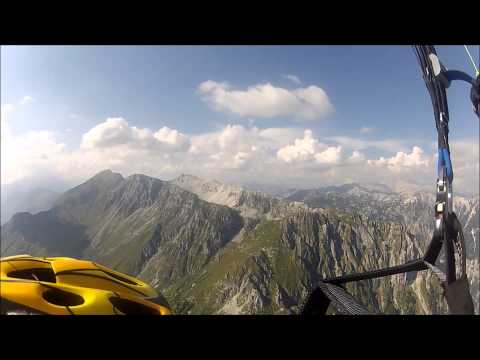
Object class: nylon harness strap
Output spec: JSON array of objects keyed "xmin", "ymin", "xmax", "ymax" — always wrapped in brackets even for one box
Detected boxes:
[{"xmin": 414, "ymin": 45, "xmax": 475, "ymax": 314}]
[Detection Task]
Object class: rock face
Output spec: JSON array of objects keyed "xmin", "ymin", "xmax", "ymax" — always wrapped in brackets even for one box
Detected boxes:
[
  {"xmin": 286, "ymin": 183, "xmax": 479, "ymax": 260},
  {"xmin": 284, "ymin": 183, "xmax": 479, "ymax": 313},
  {"xmin": 164, "ymin": 209, "xmax": 449, "ymax": 315},
  {"xmin": 1, "ymin": 170, "xmax": 244, "ymax": 285},
  {"xmin": 2, "ymin": 171, "xmax": 478, "ymax": 314},
  {"xmin": 172, "ymin": 174, "xmax": 304, "ymax": 220}
]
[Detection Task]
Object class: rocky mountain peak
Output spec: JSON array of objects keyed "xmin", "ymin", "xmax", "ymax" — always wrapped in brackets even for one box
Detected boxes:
[
  {"xmin": 175, "ymin": 174, "xmax": 202, "ymax": 184},
  {"xmin": 125, "ymin": 173, "xmax": 161, "ymax": 185},
  {"xmin": 89, "ymin": 169, "xmax": 124, "ymax": 184}
]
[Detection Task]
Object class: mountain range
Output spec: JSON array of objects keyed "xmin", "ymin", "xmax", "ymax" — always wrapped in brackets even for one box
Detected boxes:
[
  {"xmin": 1, "ymin": 187, "xmax": 59, "ymax": 225},
  {"xmin": 1, "ymin": 170, "xmax": 478, "ymax": 314}
]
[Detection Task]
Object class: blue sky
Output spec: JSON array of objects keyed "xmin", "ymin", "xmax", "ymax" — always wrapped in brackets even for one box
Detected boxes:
[{"xmin": 1, "ymin": 45, "xmax": 478, "ymax": 193}]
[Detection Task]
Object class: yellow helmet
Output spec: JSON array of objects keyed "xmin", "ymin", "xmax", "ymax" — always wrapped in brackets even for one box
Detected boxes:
[{"xmin": 0, "ymin": 255, "xmax": 171, "ymax": 315}]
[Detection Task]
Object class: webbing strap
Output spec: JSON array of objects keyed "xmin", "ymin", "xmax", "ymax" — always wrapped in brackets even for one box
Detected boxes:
[{"xmin": 317, "ymin": 282, "xmax": 370, "ymax": 315}]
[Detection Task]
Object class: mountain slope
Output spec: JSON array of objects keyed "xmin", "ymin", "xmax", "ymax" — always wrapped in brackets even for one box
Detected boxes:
[
  {"xmin": 163, "ymin": 209, "xmax": 447, "ymax": 315},
  {"xmin": 286, "ymin": 183, "xmax": 479, "ymax": 259},
  {"xmin": 172, "ymin": 174, "xmax": 304, "ymax": 220},
  {"xmin": 2, "ymin": 170, "xmax": 244, "ymax": 284},
  {"xmin": 2, "ymin": 171, "xmax": 477, "ymax": 314}
]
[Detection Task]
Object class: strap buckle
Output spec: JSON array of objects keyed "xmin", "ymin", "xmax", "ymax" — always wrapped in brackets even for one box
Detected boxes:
[{"xmin": 434, "ymin": 166, "xmax": 453, "ymax": 232}]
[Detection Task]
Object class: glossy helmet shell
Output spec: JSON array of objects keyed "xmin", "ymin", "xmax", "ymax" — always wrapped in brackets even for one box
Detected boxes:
[{"xmin": 0, "ymin": 255, "xmax": 171, "ymax": 315}]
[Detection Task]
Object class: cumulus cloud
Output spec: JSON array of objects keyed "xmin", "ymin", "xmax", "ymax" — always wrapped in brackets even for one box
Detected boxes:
[
  {"xmin": 283, "ymin": 74, "xmax": 302, "ymax": 85},
  {"xmin": 189, "ymin": 124, "xmax": 279, "ymax": 171},
  {"xmin": 257, "ymin": 127, "xmax": 305, "ymax": 148},
  {"xmin": 2, "ymin": 114, "xmax": 477, "ymax": 197},
  {"xmin": 348, "ymin": 150, "xmax": 366, "ymax": 164},
  {"xmin": 315, "ymin": 146, "xmax": 343, "ymax": 164},
  {"xmin": 81, "ymin": 117, "xmax": 190, "ymax": 152},
  {"xmin": 367, "ymin": 146, "xmax": 431, "ymax": 171},
  {"xmin": 198, "ymin": 80, "xmax": 334, "ymax": 121},
  {"xmin": 277, "ymin": 130, "xmax": 323, "ymax": 163},
  {"xmin": 81, "ymin": 118, "xmax": 133, "ymax": 149},
  {"xmin": 19, "ymin": 96, "xmax": 35, "ymax": 105},
  {"xmin": 276, "ymin": 130, "xmax": 346, "ymax": 166}
]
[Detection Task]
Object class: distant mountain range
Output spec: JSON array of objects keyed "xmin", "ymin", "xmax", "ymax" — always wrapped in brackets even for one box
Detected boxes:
[
  {"xmin": 285, "ymin": 183, "xmax": 479, "ymax": 259},
  {"xmin": 1, "ymin": 170, "xmax": 478, "ymax": 314},
  {"xmin": 1, "ymin": 186, "xmax": 60, "ymax": 225}
]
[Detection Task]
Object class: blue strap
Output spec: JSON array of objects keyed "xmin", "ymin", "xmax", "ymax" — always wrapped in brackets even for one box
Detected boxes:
[{"xmin": 438, "ymin": 147, "xmax": 453, "ymax": 183}]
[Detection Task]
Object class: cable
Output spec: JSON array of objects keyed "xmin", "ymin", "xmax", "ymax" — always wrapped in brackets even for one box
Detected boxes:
[{"xmin": 463, "ymin": 45, "xmax": 479, "ymax": 76}]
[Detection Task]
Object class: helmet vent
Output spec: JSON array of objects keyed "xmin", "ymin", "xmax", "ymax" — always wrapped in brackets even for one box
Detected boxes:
[
  {"xmin": 109, "ymin": 297, "xmax": 159, "ymax": 315},
  {"xmin": 102, "ymin": 270, "xmax": 138, "ymax": 285},
  {"xmin": 42, "ymin": 288, "xmax": 84, "ymax": 307},
  {"xmin": 8, "ymin": 268, "xmax": 56, "ymax": 283}
]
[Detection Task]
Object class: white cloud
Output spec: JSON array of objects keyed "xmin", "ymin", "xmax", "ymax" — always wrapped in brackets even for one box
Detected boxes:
[
  {"xmin": 81, "ymin": 117, "xmax": 190, "ymax": 152},
  {"xmin": 233, "ymin": 151, "xmax": 251, "ymax": 169},
  {"xmin": 1, "ymin": 129, "xmax": 66, "ymax": 185},
  {"xmin": 359, "ymin": 126, "xmax": 374, "ymax": 134},
  {"xmin": 2, "ymin": 116, "xmax": 192, "ymax": 186},
  {"xmin": 367, "ymin": 146, "xmax": 431, "ymax": 171},
  {"xmin": 190, "ymin": 125, "xmax": 302, "ymax": 158},
  {"xmin": 2, "ymin": 114, "xmax": 477, "ymax": 197},
  {"xmin": 198, "ymin": 80, "xmax": 334, "ymax": 121},
  {"xmin": 348, "ymin": 150, "xmax": 366, "ymax": 164},
  {"xmin": 277, "ymin": 130, "xmax": 323, "ymax": 163},
  {"xmin": 81, "ymin": 118, "xmax": 133, "ymax": 149},
  {"xmin": 189, "ymin": 124, "xmax": 277, "ymax": 171},
  {"xmin": 315, "ymin": 146, "xmax": 343, "ymax": 164},
  {"xmin": 283, "ymin": 74, "xmax": 302, "ymax": 85},
  {"xmin": 19, "ymin": 96, "xmax": 35, "ymax": 105},
  {"xmin": 257, "ymin": 127, "xmax": 305, "ymax": 148},
  {"xmin": 276, "ymin": 130, "xmax": 345, "ymax": 166},
  {"xmin": 449, "ymin": 140, "xmax": 480, "ymax": 193}
]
